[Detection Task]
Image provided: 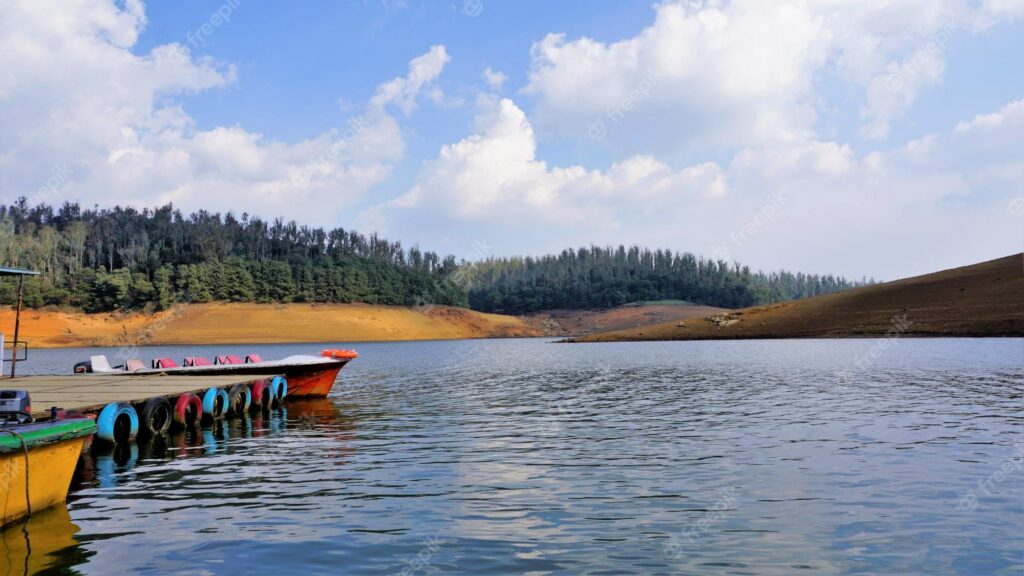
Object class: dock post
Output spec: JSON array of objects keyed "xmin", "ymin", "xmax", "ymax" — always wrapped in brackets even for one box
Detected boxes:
[{"xmin": 10, "ymin": 275, "xmax": 23, "ymax": 378}]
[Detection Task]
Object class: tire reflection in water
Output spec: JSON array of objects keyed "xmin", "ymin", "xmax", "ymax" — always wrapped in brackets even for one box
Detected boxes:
[{"xmin": 72, "ymin": 398, "xmax": 350, "ymax": 491}]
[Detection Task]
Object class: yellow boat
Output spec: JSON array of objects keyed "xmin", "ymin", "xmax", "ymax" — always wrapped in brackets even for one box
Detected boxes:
[{"xmin": 0, "ymin": 418, "xmax": 95, "ymax": 527}]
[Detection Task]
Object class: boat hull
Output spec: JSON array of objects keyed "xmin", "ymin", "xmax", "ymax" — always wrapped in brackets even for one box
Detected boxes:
[
  {"xmin": 284, "ymin": 365, "xmax": 344, "ymax": 398},
  {"xmin": 0, "ymin": 430, "xmax": 90, "ymax": 527},
  {"xmin": 126, "ymin": 362, "xmax": 349, "ymax": 398}
]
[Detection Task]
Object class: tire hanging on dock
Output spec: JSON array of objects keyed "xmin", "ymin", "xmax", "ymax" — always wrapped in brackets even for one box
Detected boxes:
[
  {"xmin": 96, "ymin": 402, "xmax": 139, "ymax": 444},
  {"xmin": 251, "ymin": 379, "xmax": 273, "ymax": 411},
  {"xmin": 136, "ymin": 397, "xmax": 172, "ymax": 436},
  {"xmin": 227, "ymin": 383, "xmax": 251, "ymax": 416},
  {"xmin": 269, "ymin": 376, "xmax": 288, "ymax": 407},
  {"xmin": 173, "ymin": 392, "xmax": 203, "ymax": 428},
  {"xmin": 202, "ymin": 387, "xmax": 229, "ymax": 421}
]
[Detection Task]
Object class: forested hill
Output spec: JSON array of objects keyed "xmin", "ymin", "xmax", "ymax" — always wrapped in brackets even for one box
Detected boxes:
[
  {"xmin": 459, "ymin": 247, "xmax": 867, "ymax": 314},
  {"xmin": 1, "ymin": 200, "xmax": 864, "ymax": 314},
  {"xmin": 0, "ymin": 200, "xmax": 466, "ymax": 311}
]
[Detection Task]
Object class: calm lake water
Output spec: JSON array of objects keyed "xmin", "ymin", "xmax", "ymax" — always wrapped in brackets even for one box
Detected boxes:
[{"xmin": 4, "ymin": 338, "xmax": 1023, "ymax": 575}]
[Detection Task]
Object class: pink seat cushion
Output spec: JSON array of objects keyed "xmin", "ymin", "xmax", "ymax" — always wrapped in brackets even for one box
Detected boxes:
[
  {"xmin": 184, "ymin": 356, "xmax": 212, "ymax": 367},
  {"xmin": 245, "ymin": 354, "xmax": 263, "ymax": 364},
  {"xmin": 153, "ymin": 358, "xmax": 178, "ymax": 369},
  {"xmin": 216, "ymin": 355, "xmax": 243, "ymax": 365},
  {"xmin": 125, "ymin": 359, "xmax": 144, "ymax": 372}
]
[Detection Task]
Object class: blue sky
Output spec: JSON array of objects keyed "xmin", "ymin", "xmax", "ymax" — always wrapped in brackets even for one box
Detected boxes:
[
  {"xmin": 133, "ymin": 1, "xmax": 654, "ymax": 170},
  {"xmin": 135, "ymin": 2, "xmax": 1024, "ymax": 154},
  {"xmin": 2, "ymin": 0, "xmax": 1022, "ymax": 279}
]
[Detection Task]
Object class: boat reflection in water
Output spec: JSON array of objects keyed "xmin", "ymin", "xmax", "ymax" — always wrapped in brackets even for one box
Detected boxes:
[{"xmin": 0, "ymin": 504, "xmax": 84, "ymax": 575}]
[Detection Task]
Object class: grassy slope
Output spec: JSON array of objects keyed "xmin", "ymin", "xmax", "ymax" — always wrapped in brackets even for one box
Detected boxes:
[
  {"xmin": 577, "ymin": 253, "xmax": 1024, "ymax": 342},
  {"xmin": 0, "ymin": 302, "xmax": 541, "ymax": 348}
]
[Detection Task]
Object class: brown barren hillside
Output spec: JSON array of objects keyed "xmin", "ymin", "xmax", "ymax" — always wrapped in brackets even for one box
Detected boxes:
[
  {"xmin": 576, "ymin": 254, "xmax": 1024, "ymax": 342},
  {"xmin": 524, "ymin": 304, "xmax": 726, "ymax": 336},
  {"xmin": 0, "ymin": 302, "xmax": 542, "ymax": 348}
]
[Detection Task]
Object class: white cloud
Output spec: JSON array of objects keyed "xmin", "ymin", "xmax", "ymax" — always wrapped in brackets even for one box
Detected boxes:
[
  {"xmin": 363, "ymin": 97, "xmax": 727, "ymax": 243},
  {"xmin": 370, "ymin": 45, "xmax": 450, "ymax": 114},
  {"xmin": 0, "ymin": 1, "xmax": 448, "ymax": 224},
  {"xmin": 731, "ymin": 141, "xmax": 855, "ymax": 181},
  {"xmin": 955, "ymin": 98, "xmax": 1024, "ymax": 133},
  {"xmin": 525, "ymin": 1, "xmax": 827, "ymax": 151},
  {"xmin": 369, "ymin": 94, "xmax": 1023, "ymax": 279},
  {"xmin": 974, "ymin": 0, "xmax": 1024, "ymax": 28},
  {"xmin": 524, "ymin": 0, "xmax": 1024, "ymax": 150},
  {"xmin": 482, "ymin": 67, "xmax": 507, "ymax": 90}
]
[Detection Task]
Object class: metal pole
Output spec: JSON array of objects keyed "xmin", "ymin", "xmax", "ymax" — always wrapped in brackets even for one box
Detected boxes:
[{"xmin": 10, "ymin": 275, "xmax": 23, "ymax": 379}]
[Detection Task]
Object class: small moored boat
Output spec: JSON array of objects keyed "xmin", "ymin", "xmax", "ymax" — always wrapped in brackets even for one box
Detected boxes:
[
  {"xmin": 0, "ymin": 418, "xmax": 96, "ymax": 527},
  {"xmin": 75, "ymin": 349, "xmax": 358, "ymax": 398}
]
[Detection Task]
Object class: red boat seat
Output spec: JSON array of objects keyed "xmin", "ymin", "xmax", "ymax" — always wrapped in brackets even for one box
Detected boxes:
[
  {"xmin": 124, "ymin": 359, "xmax": 144, "ymax": 372},
  {"xmin": 245, "ymin": 354, "xmax": 263, "ymax": 364},
  {"xmin": 184, "ymin": 356, "xmax": 213, "ymax": 367},
  {"xmin": 152, "ymin": 358, "xmax": 178, "ymax": 369},
  {"xmin": 215, "ymin": 355, "xmax": 243, "ymax": 365}
]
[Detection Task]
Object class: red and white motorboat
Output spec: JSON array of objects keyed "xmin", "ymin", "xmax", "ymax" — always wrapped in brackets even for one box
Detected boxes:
[{"xmin": 74, "ymin": 349, "xmax": 358, "ymax": 398}]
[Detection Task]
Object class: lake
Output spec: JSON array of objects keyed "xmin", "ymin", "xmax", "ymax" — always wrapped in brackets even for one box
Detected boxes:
[{"xmin": 4, "ymin": 338, "xmax": 1023, "ymax": 575}]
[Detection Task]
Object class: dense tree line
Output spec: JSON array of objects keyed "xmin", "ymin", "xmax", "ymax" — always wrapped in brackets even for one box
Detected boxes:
[
  {"xmin": 1, "ymin": 200, "xmax": 865, "ymax": 315},
  {"xmin": 458, "ymin": 246, "xmax": 867, "ymax": 313},
  {"xmin": 0, "ymin": 199, "xmax": 465, "ymax": 311}
]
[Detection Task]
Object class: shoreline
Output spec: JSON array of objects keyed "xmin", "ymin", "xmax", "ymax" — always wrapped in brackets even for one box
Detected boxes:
[
  {"xmin": 563, "ymin": 332, "xmax": 1024, "ymax": 343},
  {"xmin": 1, "ymin": 301, "xmax": 729, "ymax": 349},
  {"xmin": 0, "ymin": 302, "xmax": 544, "ymax": 349}
]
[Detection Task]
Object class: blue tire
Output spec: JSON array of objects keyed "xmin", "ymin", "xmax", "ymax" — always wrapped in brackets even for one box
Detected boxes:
[
  {"xmin": 202, "ymin": 387, "xmax": 229, "ymax": 420},
  {"xmin": 270, "ymin": 376, "xmax": 288, "ymax": 405},
  {"xmin": 96, "ymin": 402, "xmax": 139, "ymax": 443}
]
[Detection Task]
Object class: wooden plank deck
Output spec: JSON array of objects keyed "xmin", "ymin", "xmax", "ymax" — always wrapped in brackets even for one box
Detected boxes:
[{"xmin": 4, "ymin": 374, "xmax": 277, "ymax": 417}]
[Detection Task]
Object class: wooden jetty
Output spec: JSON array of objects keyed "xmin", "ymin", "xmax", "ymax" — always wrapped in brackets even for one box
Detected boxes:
[
  {"xmin": 0, "ymin": 373, "xmax": 286, "ymax": 528},
  {"xmin": 1, "ymin": 265, "xmax": 294, "ymax": 528},
  {"xmin": 13, "ymin": 374, "xmax": 278, "ymax": 419}
]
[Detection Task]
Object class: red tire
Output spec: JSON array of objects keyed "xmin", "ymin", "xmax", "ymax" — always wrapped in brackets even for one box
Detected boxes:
[
  {"xmin": 173, "ymin": 392, "xmax": 203, "ymax": 428},
  {"xmin": 251, "ymin": 380, "xmax": 273, "ymax": 411}
]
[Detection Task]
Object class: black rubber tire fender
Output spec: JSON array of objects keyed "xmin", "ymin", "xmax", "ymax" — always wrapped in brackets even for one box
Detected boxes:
[
  {"xmin": 227, "ymin": 383, "xmax": 251, "ymax": 416},
  {"xmin": 136, "ymin": 396, "xmax": 172, "ymax": 436}
]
